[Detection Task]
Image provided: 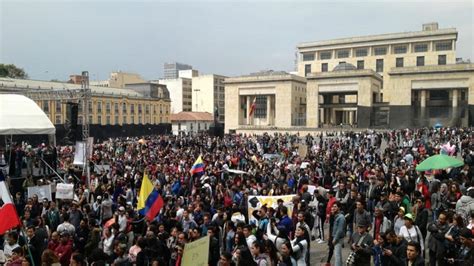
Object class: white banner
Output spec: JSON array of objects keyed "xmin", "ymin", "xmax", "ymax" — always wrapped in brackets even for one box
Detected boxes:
[
  {"xmin": 27, "ymin": 185, "xmax": 52, "ymax": 201},
  {"xmin": 56, "ymin": 183, "xmax": 74, "ymax": 199},
  {"xmin": 247, "ymin": 194, "xmax": 296, "ymax": 225},
  {"xmin": 73, "ymin": 141, "xmax": 85, "ymax": 166}
]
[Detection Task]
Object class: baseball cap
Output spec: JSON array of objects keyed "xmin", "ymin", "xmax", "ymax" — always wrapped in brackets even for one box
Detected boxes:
[{"xmin": 404, "ymin": 213, "xmax": 414, "ymax": 221}]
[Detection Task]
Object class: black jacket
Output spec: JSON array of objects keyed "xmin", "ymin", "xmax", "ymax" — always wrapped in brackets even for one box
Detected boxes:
[{"xmin": 385, "ymin": 238, "xmax": 407, "ymax": 266}]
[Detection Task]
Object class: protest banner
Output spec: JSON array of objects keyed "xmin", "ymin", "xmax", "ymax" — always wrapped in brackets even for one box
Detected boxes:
[
  {"xmin": 27, "ymin": 185, "xmax": 52, "ymax": 201},
  {"xmin": 248, "ymin": 194, "xmax": 296, "ymax": 225},
  {"xmin": 56, "ymin": 183, "xmax": 74, "ymax": 199},
  {"xmin": 298, "ymin": 144, "xmax": 308, "ymax": 158},
  {"xmin": 181, "ymin": 235, "xmax": 210, "ymax": 266},
  {"xmin": 73, "ymin": 141, "xmax": 85, "ymax": 166}
]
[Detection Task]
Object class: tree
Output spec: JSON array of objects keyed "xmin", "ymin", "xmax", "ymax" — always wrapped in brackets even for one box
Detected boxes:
[{"xmin": 0, "ymin": 64, "xmax": 28, "ymax": 79}]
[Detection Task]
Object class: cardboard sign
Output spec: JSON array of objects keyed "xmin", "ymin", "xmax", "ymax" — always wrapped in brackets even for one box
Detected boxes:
[
  {"xmin": 181, "ymin": 235, "xmax": 210, "ymax": 266},
  {"xmin": 28, "ymin": 185, "xmax": 52, "ymax": 201},
  {"xmin": 298, "ymin": 144, "xmax": 308, "ymax": 158},
  {"xmin": 56, "ymin": 183, "xmax": 74, "ymax": 199}
]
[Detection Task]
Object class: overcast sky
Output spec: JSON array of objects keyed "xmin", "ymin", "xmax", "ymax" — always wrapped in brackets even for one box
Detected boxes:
[{"xmin": 1, "ymin": 0, "xmax": 473, "ymax": 81}]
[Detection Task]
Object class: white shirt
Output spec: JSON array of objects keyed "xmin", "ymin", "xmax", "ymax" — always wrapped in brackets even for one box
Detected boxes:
[
  {"xmin": 118, "ymin": 214, "xmax": 128, "ymax": 232},
  {"xmin": 3, "ymin": 242, "xmax": 20, "ymax": 258},
  {"xmin": 399, "ymin": 225, "xmax": 424, "ymax": 251},
  {"xmin": 103, "ymin": 235, "xmax": 115, "ymax": 255},
  {"xmin": 246, "ymin": 234, "xmax": 257, "ymax": 249}
]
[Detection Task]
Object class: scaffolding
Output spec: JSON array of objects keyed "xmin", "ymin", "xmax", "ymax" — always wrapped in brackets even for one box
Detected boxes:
[{"xmin": 0, "ymin": 71, "xmax": 92, "ymax": 186}]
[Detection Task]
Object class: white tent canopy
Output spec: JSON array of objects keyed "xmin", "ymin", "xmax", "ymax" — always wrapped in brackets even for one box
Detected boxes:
[{"xmin": 0, "ymin": 94, "xmax": 56, "ymax": 135}]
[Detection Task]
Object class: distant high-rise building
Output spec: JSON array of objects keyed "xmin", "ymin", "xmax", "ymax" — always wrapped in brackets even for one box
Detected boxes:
[{"xmin": 164, "ymin": 62, "xmax": 193, "ymax": 79}]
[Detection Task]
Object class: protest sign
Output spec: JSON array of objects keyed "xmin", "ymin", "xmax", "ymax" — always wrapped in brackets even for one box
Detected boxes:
[
  {"xmin": 182, "ymin": 235, "xmax": 210, "ymax": 266},
  {"xmin": 248, "ymin": 194, "xmax": 296, "ymax": 225},
  {"xmin": 28, "ymin": 185, "xmax": 52, "ymax": 201},
  {"xmin": 56, "ymin": 183, "xmax": 74, "ymax": 199}
]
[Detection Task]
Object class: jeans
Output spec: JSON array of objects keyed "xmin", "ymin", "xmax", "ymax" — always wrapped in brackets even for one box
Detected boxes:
[{"xmin": 334, "ymin": 238, "xmax": 343, "ymax": 266}]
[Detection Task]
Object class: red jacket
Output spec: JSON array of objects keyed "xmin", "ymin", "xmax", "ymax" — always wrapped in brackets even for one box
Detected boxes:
[{"xmin": 54, "ymin": 240, "xmax": 73, "ymax": 266}]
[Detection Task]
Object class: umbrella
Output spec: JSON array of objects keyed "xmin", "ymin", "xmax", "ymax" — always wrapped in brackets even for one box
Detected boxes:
[
  {"xmin": 416, "ymin": 154, "xmax": 464, "ymax": 172},
  {"xmin": 434, "ymin": 123, "xmax": 443, "ymax": 128}
]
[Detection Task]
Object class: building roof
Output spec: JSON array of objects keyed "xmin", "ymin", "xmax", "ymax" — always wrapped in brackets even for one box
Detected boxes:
[
  {"xmin": 170, "ymin": 112, "xmax": 214, "ymax": 122},
  {"xmin": 387, "ymin": 63, "xmax": 474, "ymax": 75},
  {"xmin": 297, "ymin": 28, "xmax": 457, "ymax": 49},
  {"xmin": 333, "ymin": 63, "xmax": 357, "ymax": 72},
  {"xmin": 307, "ymin": 69, "xmax": 383, "ymax": 81},
  {"xmin": 225, "ymin": 71, "xmax": 306, "ymax": 84},
  {"xmin": 0, "ymin": 77, "xmax": 146, "ymax": 98}
]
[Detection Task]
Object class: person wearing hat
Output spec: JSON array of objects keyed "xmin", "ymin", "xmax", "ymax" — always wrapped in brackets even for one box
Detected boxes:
[
  {"xmin": 427, "ymin": 211, "xmax": 449, "ymax": 266},
  {"xmin": 394, "ymin": 207, "xmax": 406, "ymax": 235},
  {"xmin": 349, "ymin": 220, "xmax": 373, "ymax": 266},
  {"xmin": 117, "ymin": 205, "xmax": 128, "ymax": 233},
  {"xmin": 399, "ymin": 213, "xmax": 424, "ymax": 255}
]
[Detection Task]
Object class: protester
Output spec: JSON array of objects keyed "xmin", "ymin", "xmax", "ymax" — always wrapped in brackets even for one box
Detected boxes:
[{"xmin": 0, "ymin": 127, "xmax": 472, "ymax": 266}]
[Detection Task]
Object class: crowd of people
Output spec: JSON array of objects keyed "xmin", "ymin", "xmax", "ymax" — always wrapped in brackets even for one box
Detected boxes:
[{"xmin": 0, "ymin": 127, "xmax": 473, "ymax": 266}]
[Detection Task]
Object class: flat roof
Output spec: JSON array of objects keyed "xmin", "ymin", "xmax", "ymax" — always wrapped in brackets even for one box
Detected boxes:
[
  {"xmin": 298, "ymin": 28, "xmax": 458, "ymax": 50},
  {"xmin": 388, "ymin": 63, "xmax": 474, "ymax": 75}
]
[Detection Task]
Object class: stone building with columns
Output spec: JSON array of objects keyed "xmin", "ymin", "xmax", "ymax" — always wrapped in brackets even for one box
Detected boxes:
[
  {"xmin": 306, "ymin": 63, "xmax": 384, "ymax": 128},
  {"xmin": 224, "ymin": 71, "xmax": 306, "ymax": 133}
]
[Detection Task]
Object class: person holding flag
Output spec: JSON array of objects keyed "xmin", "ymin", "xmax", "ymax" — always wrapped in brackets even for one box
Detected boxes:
[
  {"xmin": 0, "ymin": 171, "xmax": 21, "ymax": 236},
  {"xmin": 138, "ymin": 172, "xmax": 164, "ymax": 221},
  {"xmin": 190, "ymin": 155, "xmax": 205, "ymax": 176}
]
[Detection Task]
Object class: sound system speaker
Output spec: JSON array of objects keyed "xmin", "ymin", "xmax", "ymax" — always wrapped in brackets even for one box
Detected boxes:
[{"xmin": 65, "ymin": 102, "xmax": 79, "ymax": 143}]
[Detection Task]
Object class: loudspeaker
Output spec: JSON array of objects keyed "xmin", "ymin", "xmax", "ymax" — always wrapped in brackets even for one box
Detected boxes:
[{"xmin": 66, "ymin": 102, "xmax": 79, "ymax": 142}]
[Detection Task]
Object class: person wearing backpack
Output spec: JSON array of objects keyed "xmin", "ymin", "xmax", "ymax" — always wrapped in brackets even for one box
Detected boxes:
[
  {"xmin": 455, "ymin": 186, "xmax": 474, "ymax": 226},
  {"xmin": 398, "ymin": 213, "xmax": 424, "ymax": 255},
  {"xmin": 290, "ymin": 225, "xmax": 309, "ymax": 266}
]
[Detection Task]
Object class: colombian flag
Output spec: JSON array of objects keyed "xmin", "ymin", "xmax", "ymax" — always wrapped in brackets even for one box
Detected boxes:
[
  {"xmin": 190, "ymin": 155, "xmax": 205, "ymax": 175},
  {"xmin": 138, "ymin": 173, "xmax": 164, "ymax": 221},
  {"xmin": 0, "ymin": 171, "xmax": 21, "ymax": 235}
]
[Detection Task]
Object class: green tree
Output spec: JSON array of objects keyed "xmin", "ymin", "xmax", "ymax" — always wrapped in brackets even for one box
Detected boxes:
[{"xmin": 0, "ymin": 64, "xmax": 28, "ymax": 79}]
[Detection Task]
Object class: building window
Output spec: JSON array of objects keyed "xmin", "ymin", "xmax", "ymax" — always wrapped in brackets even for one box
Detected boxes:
[
  {"xmin": 130, "ymin": 104, "xmax": 135, "ymax": 114},
  {"xmin": 55, "ymin": 115, "xmax": 61, "ymax": 124},
  {"xmin": 43, "ymin": 100, "xmax": 49, "ymax": 112},
  {"xmin": 78, "ymin": 116, "xmax": 83, "ymax": 125},
  {"xmin": 254, "ymin": 95, "xmax": 267, "ymax": 118},
  {"xmin": 374, "ymin": 47, "xmax": 387, "ymax": 55},
  {"xmin": 138, "ymin": 104, "xmax": 142, "ymax": 114},
  {"xmin": 357, "ymin": 60, "xmax": 364, "ymax": 70},
  {"xmin": 198, "ymin": 123, "xmax": 201, "ymax": 131},
  {"xmin": 376, "ymin": 59, "xmax": 384, "ymax": 72},
  {"xmin": 417, "ymin": 56, "xmax": 425, "ymax": 66},
  {"xmin": 438, "ymin": 55, "xmax": 447, "ymax": 65},
  {"xmin": 106, "ymin": 102, "xmax": 111, "ymax": 114},
  {"xmin": 435, "ymin": 41, "xmax": 452, "ymax": 51},
  {"xmin": 88, "ymin": 101, "xmax": 93, "ymax": 113},
  {"xmin": 321, "ymin": 63, "xmax": 328, "ymax": 72},
  {"xmin": 414, "ymin": 43, "xmax": 428, "ymax": 52},
  {"xmin": 122, "ymin": 103, "xmax": 127, "ymax": 113},
  {"xmin": 114, "ymin": 116, "xmax": 119, "ymax": 125},
  {"xmin": 55, "ymin": 100, "xmax": 61, "ymax": 113},
  {"xmin": 304, "ymin": 64, "xmax": 311, "ymax": 76},
  {"xmin": 160, "ymin": 105, "xmax": 163, "ymax": 114},
  {"xmin": 145, "ymin": 104, "xmax": 150, "ymax": 114},
  {"xmin": 88, "ymin": 116, "xmax": 93, "ymax": 123},
  {"xmin": 302, "ymin": 53, "xmax": 315, "ymax": 61},
  {"xmin": 178, "ymin": 123, "xmax": 181, "ymax": 130},
  {"xmin": 355, "ymin": 48, "xmax": 368, "ymax": 57},
  {"xmin": 97, "ymin": 115, "xmax": 102, "ymax": 124},
  {"xmin": 320, "ymin": 51, "xmax": 332, "ymax": 60},
  {"xmin": 190, "ymin": 123, "xmax": 193, "ymax": 131},
  {"xmin": 138, "ymin": 116, "xmax": 142, "ymax": 124},
  {"xmin": 114, "ymin": 103, "xmax": 119, "ymax": 114},
  {"xmin": 396, "ymin": 58, "xmax": 404, "ymax": 68},
  {"xmin": 97, "ymin": 102, "xmax": 102, "ymax": 113},
  {"xmin": 131, "ymin": 116, "xmax": 135, "ymax": 124},
  {"xmin": 336, "ymin": 50, "xmax": 350, "ymax": 58},
  {"xmin": 106, "ymin": 116, "xmax": 111, "ymax": 125},
  {"xmin": 393, "ymin": 45, "xmax": 407, "ymax": 54},
  {"xmin": 123, "ymin": 116, "xmax": 127, "ymax": 124}
]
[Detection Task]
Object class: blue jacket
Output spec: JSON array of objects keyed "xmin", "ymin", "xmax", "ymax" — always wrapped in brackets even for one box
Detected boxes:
[
  {"xmin": 278, "ymin": 215, "xmax": 294, "ymax": 234},
  {"xmin": 332, "ymin": 213, "xmax": 346, "ymax": 242}
]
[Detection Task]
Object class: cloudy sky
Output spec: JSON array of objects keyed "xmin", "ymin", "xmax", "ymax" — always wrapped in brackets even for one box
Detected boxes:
[{"xmin": 1, "ymin": 0, "xmax": 473, "ymax": 81}]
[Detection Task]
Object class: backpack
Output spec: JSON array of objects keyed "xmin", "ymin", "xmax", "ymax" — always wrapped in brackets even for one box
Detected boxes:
[{"xmin": 456, "ymin": 198, "xmax": 474, "ymax": 226}]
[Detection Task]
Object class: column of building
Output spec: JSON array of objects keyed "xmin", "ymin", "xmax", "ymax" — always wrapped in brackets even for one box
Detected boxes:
[{"xmin": 266, "ymin": 95, "xmax": 272, "ymax": 125}]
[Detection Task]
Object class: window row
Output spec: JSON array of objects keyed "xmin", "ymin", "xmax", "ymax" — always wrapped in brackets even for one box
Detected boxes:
[
  {"xmin": 311, "ymin": 54, "xmax": 447, "ymax": 74},
  {"xmin": 301, "ymin": 41, "xmax": 453, "ymax": 61}
]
